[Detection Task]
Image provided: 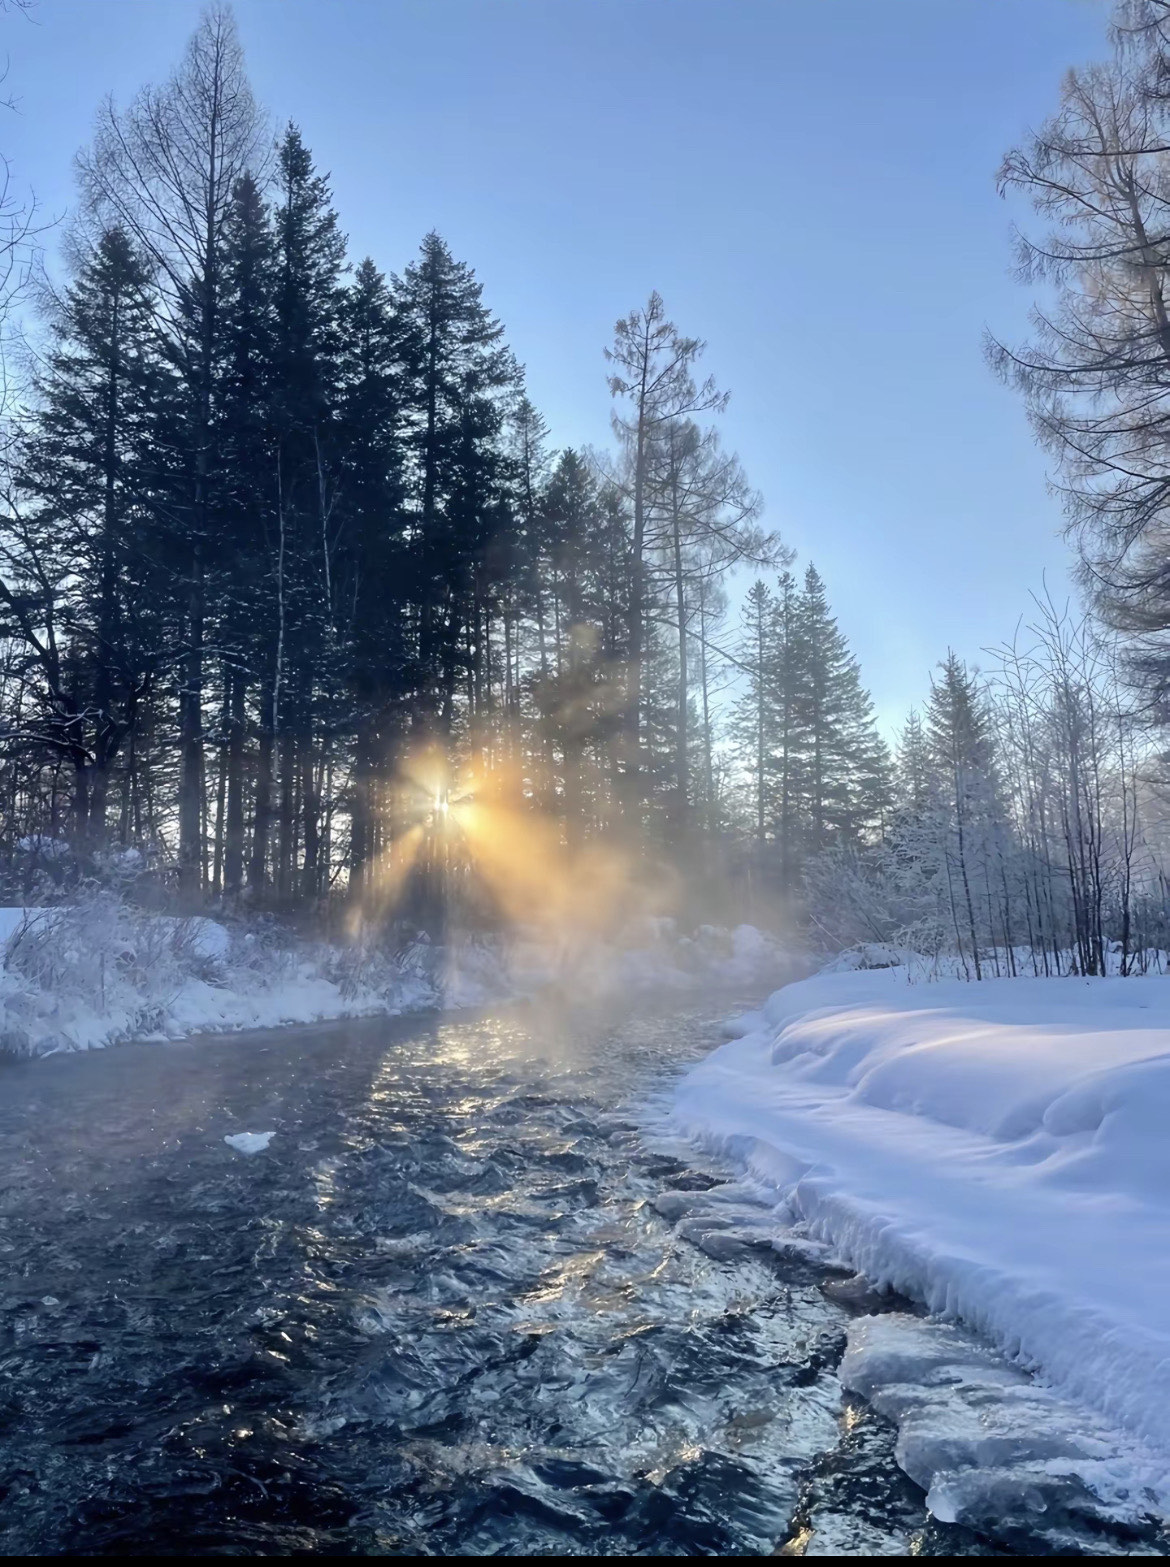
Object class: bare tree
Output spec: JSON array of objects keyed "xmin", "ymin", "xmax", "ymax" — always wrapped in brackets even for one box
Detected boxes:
[
  {"xmin": 605, "ymin": 292, "xmax": 725, "ymax": 822},
  {"xmin": 992, "ymin": 20, "xmax": 1170, "ymax": 703},
  {"xmin": 647, "ymin": 417, "xmax": 784, "ymax": 834}
]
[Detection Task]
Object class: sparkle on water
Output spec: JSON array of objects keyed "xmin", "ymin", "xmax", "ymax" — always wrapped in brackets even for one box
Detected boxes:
[{"xmin": 0, "ymin": 997, "xmax": 1163, "ymax": 1556}]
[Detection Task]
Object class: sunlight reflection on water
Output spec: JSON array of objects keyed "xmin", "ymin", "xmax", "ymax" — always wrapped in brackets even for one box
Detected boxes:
[{"xmin": 0, "ymin": 998, "xmax": 1155, "ymax": 1557}]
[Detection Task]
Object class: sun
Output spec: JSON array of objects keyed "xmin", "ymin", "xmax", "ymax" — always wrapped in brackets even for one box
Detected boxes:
[{"xmin": 346, "ymin": 736, "xmax": 651, "ymax": 945}]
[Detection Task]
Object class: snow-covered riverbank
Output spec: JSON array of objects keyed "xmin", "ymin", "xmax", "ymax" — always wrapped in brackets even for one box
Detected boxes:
[
  {"xmin": 0, "ymin": 898, "xmax": 792, "ymax": 1057},
  {"xmin": 671, "ymin": 965, "xmax": 1170, "ymax": 1468}
]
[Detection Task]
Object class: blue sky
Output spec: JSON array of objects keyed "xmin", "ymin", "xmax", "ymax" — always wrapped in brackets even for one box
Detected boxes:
[{"xmin": 3, "ymin": 0, "xmax": 1111, "ymax": 732}]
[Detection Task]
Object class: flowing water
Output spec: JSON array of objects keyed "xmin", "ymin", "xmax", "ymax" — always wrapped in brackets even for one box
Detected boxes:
[{"xmin": 0, "ymin": 995, "xmax": 1159, "ymax": 1556}]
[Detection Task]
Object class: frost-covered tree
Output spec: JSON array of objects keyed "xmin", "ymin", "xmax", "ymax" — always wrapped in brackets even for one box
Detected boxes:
[
  {"xmin": 605, "ymin": 293, "xmax": 727, "ymax": 819},
  {"xmin": 994, "ymin": 2, "xmax": 1170, "ymax": 717},
  {"xmin": 732, "ymin": 564, "xmax": 891, "ymax": 900}
]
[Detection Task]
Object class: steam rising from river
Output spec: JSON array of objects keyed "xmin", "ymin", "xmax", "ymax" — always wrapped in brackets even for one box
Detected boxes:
[
  {"xmin": 344, "ymin": 736, "xmax": 785, "ymax": 1016},
  {"xmin": 350, "ymin": 740, "xmax": 672, "ymax": 944}
]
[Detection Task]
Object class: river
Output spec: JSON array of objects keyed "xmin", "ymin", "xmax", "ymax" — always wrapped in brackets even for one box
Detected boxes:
[{"xmin": 0, "ymin": 993, "xmax": 1154, "ymax": 1556}]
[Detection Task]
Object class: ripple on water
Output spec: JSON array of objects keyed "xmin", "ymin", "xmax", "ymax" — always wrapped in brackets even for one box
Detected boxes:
[{"xmin": 0, "ymin": 1000, "xmax": 1163, "ymax": 1557}]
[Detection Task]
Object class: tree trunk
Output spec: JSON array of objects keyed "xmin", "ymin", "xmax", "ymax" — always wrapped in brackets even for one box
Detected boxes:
[
  {"xmin": 300, "ymin": 732, "xmax": 320, "ymax": 903},
  {"xmin": 277, "ymin": 728, "xmax": 296, "ymax": 903},
  {"xmin": 224, "ymin": 667, "xmax": 246, "ymax": 899},
  {"xmin": 178, "ymin": 543, "xmax": 206, "ymax": 900},
  {"xmin": 248, "ymin": 691, "xmax": 275, "ymax": 898},
  {"xmin": 670, "ymin": 466, "xmax": 689, "ymax": 836}
]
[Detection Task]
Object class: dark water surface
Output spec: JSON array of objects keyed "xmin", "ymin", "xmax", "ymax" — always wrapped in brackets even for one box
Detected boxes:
[{"xmin": 0, "ymin": 996, "xmax": 1119, "ymax": 1555}]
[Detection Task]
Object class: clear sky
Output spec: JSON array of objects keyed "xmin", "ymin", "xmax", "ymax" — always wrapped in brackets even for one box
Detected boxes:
[{"xmin": 2, "ymin": 0, "xmax": 1112, "ymax": 734}]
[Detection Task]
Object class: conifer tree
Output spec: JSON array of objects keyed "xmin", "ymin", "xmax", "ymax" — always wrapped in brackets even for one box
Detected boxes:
[
  {"xmin": 539, "ymin": 449, "xmax": 607, "ymax": 838},
  {"xmin": 649, "ymin": 416, "xmax": 772, "ymax": 837},
  {"xmin": 394, "ymin": 232, "xmax": 520, "ymax": 733},
  {"xmin": 925, "ymin": 652, "xmax": 1000, "ymax": 980},
  {"xmin": 894, "ymin": 709, "xmax": 931, "ymax": 816},
  {"xmin": 606, "ymin": 293, "xmax": 726, "ymax": 820},
  {"xmin": 12, "ymin": 227, "xmax": 166, "ymax": 846},
  {"xmin": 269, "ymin": 124, "xmax": 346, "ymax": 900},
  {"xmin": 772, "ymin": 569, "xmax": 807, "ymax": 885},
  {"xmin": 0, "ymin": 5, "xmax": 936, "ymax": 938},
  {"xmin": 217, "ymin": 172, "xmax": 276, "ymax": 898},
  {"xmin": 337, "ymin": 256, "xmax": 407, "ymax": 894},
  {"xmin": 796, "ymin": 565, "xmax": 889, "ymax": 855},
  {"xmin": 734, "ymin": 579, "xmax": 776, "ymax": 848},
  {"xmin": 78, "ymin": 4, "xmax": 267, "ymax": 894}
]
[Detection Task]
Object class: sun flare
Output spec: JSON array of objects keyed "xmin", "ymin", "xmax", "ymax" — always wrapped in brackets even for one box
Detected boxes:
[{"xmin": 347, "ymin": 735, "xmax": 674, "ymax": 947}]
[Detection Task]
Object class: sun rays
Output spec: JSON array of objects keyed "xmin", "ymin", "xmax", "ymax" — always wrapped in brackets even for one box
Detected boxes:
[{"xmin": 347, "ymin": 735, "xmax": 673, "ymax": 945}]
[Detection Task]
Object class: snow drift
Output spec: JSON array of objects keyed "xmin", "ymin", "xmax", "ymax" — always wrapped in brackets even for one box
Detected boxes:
[{"xmin": 671, "ymin": 965, "xmax": 1170, "ymax": 1465}]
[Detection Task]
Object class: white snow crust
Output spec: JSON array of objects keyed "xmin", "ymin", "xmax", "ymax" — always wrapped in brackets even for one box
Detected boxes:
[
  {"xmin": 670, "ymin": 965, "xmax": 1170, "ymax": 1478},
  {"xmin": 841, "ymin": 1312, "xmax": 1168, "ymax": 1539}
]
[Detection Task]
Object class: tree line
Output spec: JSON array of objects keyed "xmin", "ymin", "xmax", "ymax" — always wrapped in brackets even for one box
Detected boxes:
[
  {"xmin": 0, "ymin": 5, "xmax": 897, "ymax": 922},
  {"xmin": 5, "ymin": 0, "xmax": 1156, "ymax": 970},
  {"xmin": 806, "ymin": 601, "xmax": 1169, "ymax": 976}
]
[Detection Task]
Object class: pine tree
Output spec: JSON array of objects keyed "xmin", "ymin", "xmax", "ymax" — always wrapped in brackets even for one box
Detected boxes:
[
  {"xmin": 895, "ymin": 709, "xmax": 931, "ymax": 815},
  {"xmin": 78, "ymin": 5, "xmax": 267, "ymax": 895},
  {"xmin": 394, "ymin": 232, "xmax": 520, "ymax": 734},
  {"xmin": 925, "ymin": 652, "xmax": 1000, "ymax": 980},
  {"xmin": 14, "ymin": 227, "xmax": 167, "ymax": 847},
  {"xmin": 337, "ymin": 256, "xmax": 407, "ymax": 895},
  {"xmin": 795, "ymin": 564, "xmax": 890, "ymax": 859},
  {"xmin": 269, "ymin": 124, "xmax": 347, "ymax": 901},
  {"xmin": 217, "ymin": 172, "xmax": 277, "ymax": 898}
]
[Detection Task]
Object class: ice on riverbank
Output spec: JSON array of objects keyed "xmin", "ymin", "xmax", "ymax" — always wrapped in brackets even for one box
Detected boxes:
[
  {"xmin": 670, "ymin": 963, "xmax": 1170, "ymax": 1480},
  {"xmin": 841, "ymin": 1312, "xmax": 1169, "ymax": 1544},
  {"xmin": 0, "ymin": 897, "xmax": 795, "ymax": 1058}
]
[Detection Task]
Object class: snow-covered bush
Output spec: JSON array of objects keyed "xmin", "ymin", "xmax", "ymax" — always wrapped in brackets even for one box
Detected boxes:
[
  {"xmin": 0, "ymin": 890, "xmax": 228, "ymax": 1053},
  {"xmin": 0, "ymin": 892, "xmax": 801, "ymax": 1060}
]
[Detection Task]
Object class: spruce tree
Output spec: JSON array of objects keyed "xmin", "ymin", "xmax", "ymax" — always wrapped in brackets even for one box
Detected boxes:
[
  {"xmin": 895, "ymin": 709, "xmax": 931, "ymax": 815},
  {"xmin": 796, "ymin": 564, "xmax": 890, "ymax": 859},
  {"xmin": 394, "ymin": 232, "xmax": 521, "ymax": 733},
  {"xmin": 15, "ymin": 227, "xmax": 168, "ymax": 846},
  {"xmin": 269, "ymin": 124, "xmax": 347, "ymax": 901},
  {"xmin": 337, "ymin": 256, "xmax": 408, "ymax": 893},
  {"xmin": 217, "ymin": 172, "xmax": 277, "ymax": 898},
  {"xmin": 78, "ymin": 6, "xmax": 267, "ymax": 895},
  {"xmin": 925, "ymin": 652, "xmax": 999, "ymax": 979}
]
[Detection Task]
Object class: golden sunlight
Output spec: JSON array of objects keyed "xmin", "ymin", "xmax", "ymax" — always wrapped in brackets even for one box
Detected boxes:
[{"xmin": 348, "ymin": 733, "xmax": 676, "ymax": 947}]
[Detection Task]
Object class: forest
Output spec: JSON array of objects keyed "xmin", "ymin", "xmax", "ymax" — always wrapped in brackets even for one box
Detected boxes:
[{"xmin": 0, "ymin": 2, "xmax": 1169, "ymax": 975}]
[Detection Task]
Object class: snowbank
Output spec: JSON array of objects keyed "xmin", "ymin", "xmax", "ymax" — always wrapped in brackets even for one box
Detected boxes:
[
  {"xmin": 0, "ymin": 899, "xmax": 794, "ymax": 1058},
  {"xmin": 0, "ymin": 899, "xmax": 437, "ymax": 1055},
  {"xmin": 670, "ymin": 965, "xmax": 1170, "ymax": 1466}
]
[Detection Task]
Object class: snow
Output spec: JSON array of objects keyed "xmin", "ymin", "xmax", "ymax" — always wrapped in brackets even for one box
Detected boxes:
[
  {"xmin": 0, "ymin": 899, "xmax": 438, "ymax": 1056},
  {"xmin": 224, "ymin": 1131, "xmax": 275, "ymax": 1155},
  {"xmin": 669, "ymin": 964, "xmax": 1170, "ymax": 1477},
  {"xmin": 0, "ymin": 899, "xmax": 794, "ymax": 1058},
  {"xmin": 841, "ymin": 1313, "xmax": 1168, "ymax": 1539}
]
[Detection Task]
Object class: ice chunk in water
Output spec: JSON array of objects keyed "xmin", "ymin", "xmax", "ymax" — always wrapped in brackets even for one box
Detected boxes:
[{"xmin": 224, "ymin": 1131, "xmax": 274, "ymax": 1155}]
